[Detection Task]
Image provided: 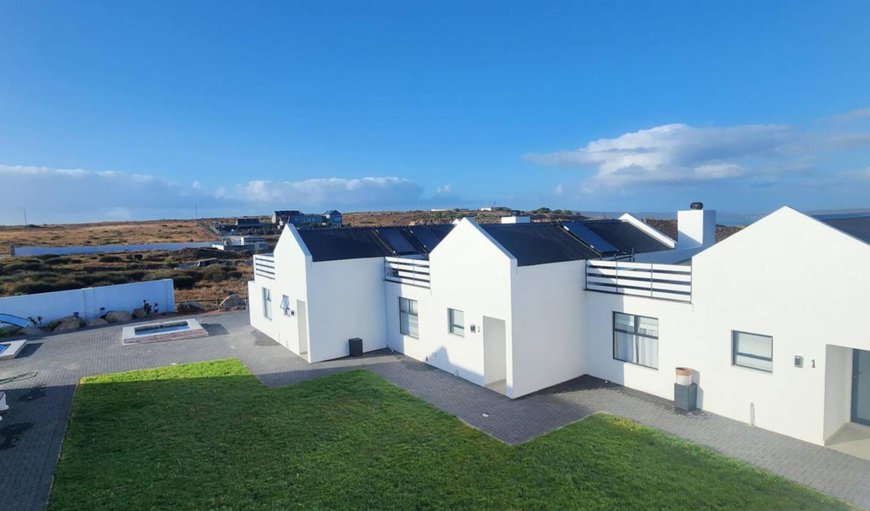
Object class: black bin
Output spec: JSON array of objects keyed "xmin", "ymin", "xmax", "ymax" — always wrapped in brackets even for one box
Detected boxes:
[{"xmin": 348, "ymin": 337, "xmax": 363, "ymax": 357}]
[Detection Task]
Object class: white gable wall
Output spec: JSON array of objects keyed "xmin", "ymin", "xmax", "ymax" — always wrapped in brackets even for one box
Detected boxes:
[
  {"xmin": 249, "ymin": 225, "xmax": 312, "ymax": 357},
  {"xmin": 385, "ymin": 219, "xmax": 515, "ymax": 387}
]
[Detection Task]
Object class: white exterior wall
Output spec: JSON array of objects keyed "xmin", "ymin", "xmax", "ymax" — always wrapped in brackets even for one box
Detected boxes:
[
  {"xmin": 0, "ymin": 279, "xmax": 175, "ymax": 323},
  {"xmin": 584, "ymin": 207, "xmax": 870, "ymax": 445},
  {"xmin": 386, "ymin": 220, "xmax": 514, "ymax": 387},
  {"xmin": 305, "ymin": 257, "xmax": 386, "ymax": 362},
  {"xmin": 249, "ymin": 226, "xmax": 311, "ymax": 357},
  {"xmin": 509, "ymin": 260, "xmax": 586, "ymax": 397},
  {"xmin": 248, "ymin": 225, "xmax": 386, "ymax": 362}
]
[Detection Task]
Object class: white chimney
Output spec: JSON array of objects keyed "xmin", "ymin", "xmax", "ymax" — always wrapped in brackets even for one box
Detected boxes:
[{"xmin": 677, "ymin": 202, "xmax": 716, "ymax": 250}]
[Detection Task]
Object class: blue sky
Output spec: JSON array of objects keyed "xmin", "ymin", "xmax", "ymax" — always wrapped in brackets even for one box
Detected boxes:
[{"xmin": 2, "ymin": 1, "xmax": 870, "ymax": 224}]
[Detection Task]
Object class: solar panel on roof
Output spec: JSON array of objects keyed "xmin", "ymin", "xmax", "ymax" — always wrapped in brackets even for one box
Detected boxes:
[
  {"xmin": 376, "ymin": 228, "xmax": 419, "ymax": 255},
  {"xmin": 562, "ymin": 222, "xmax": 619, "ymax": 253},
  {"xmin": 409, "ymin": 225, "xmax": 452, "ymax": 252}
]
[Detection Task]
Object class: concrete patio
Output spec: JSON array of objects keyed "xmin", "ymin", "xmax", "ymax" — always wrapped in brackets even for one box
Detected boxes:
[{"xmin": 0, "ymin": 311, "xmax": 868, "ymax": 510}]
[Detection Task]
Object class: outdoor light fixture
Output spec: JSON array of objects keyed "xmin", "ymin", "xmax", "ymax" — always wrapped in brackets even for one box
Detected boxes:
[{"xmin": 794, "ymin": 355, "xmax": 804, "ymax": 368}]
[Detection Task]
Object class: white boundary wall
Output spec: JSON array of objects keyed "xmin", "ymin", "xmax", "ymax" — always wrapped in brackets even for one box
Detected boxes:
[
  {"xmin": 0, "ymin": 279, "xmax": 175, "ymax": 323},
  {"xmin": 12, "ymin": 242, "xmax": 214, "ymax": 257}
]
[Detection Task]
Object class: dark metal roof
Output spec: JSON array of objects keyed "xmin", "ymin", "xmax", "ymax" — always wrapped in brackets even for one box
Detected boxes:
[
  {"xmin": 480, "ymin": 223, "xmax": 599, "ymax": 266},
  {"xmin": 296, "ymin": 228, "xmax": 392, "ymax": 262},
  {"xmin": 564, "ymin": 220, "xmax": 671, "ymax": 256},
  {"xmin": 297, "ymin": 224, "xmax": 455, "ymax": 262},
  {"xmin": 819, "ymin": 216, "xmax": 870, "ymax": 244}
]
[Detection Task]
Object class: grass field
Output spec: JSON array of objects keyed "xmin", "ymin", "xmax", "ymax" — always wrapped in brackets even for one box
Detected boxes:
[{"xmin": 49, "ymin": 359, "xmax": 846, "ymax": 510}]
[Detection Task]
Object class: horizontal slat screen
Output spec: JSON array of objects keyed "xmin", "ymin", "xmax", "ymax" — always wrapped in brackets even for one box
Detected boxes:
[
  {"xmin": 253, "ymin": 254, "xmax": 276, "ymax": 280},
  {"xmin": 585, "ymin": 260, "xmax": 691, "ymax": 302},
  {"xmin": 384, "ymin": 257, "xmax": 431, "ymax": 288}
]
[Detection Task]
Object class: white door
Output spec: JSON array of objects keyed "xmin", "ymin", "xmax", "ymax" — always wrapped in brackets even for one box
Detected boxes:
[
  {"xmin": 296, "ymin": 299, "xmax": 309, "ymax": 357},
  {"xmin": 483, "ymin": 316, "xmax": 507, "ymax": 387}
]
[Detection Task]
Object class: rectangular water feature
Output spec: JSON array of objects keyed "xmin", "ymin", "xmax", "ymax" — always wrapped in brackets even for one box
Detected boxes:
[{"xmin": 122, "ymin": 318, "xmax": 208, "ymax": 345}]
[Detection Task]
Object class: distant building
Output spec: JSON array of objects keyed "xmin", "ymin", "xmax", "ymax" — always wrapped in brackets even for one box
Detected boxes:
[
  {"xmin": 235, "ymin": 217, "xmax": 262, "ymax": 227},
  {"xmin": 272, "ymin": 210, "xmax": 342, "ymax": 229}
]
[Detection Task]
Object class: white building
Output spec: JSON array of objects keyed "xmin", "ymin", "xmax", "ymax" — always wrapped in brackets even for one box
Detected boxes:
[{"xmin": 248, "ymin": 206, "xmax": 870, "ymax": 450}]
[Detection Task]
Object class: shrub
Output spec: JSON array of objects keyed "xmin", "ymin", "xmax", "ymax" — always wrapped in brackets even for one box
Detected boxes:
[
  {"xmin": 98, "ymin": 255, "xmax": 123, "ymax": 263},
  {"xmin": 4, "ymin": 261, "xmax": 45, "ymax": 272}
]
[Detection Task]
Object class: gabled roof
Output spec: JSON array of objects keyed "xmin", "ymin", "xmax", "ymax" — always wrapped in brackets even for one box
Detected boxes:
[
  {"xmin": 816, "ymin": 214, "xmax": 870, "ymax": 244},
  {"xmin": 480, "ymin": 223, "xmax": 599, "ymax": 266},
  {"xmin": 297, "ymin": 224, "xmax": 455, "ymax": 262},
  {"xmin": 563, "ymin": 219, "xmax": 672, "ymax": 256}
]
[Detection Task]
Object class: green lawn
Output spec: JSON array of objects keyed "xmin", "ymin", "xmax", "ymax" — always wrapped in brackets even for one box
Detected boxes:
[{"xmin": 49, "ymin": 359, "xmax": 847, "ymax": 510}]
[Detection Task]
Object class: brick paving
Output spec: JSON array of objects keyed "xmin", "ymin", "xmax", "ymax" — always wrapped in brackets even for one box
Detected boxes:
[{"xmin": 1, "ymin": 311, "xmax": 868, "ymax": 510}]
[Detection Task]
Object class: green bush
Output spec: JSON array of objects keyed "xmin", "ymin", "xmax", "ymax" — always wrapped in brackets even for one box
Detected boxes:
[{"xmin": 98, "ymin": 255, "xmax": 123, "ymax": 263}]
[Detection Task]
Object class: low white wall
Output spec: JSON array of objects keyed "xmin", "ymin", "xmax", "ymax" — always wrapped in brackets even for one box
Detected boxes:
[
  {"xmin": 0, "ymin": 279, "xmax": 175, "ymax": 323},
  {"xmin": 12, "ymin": 242, "xmax": 214, "ymax": 257}
]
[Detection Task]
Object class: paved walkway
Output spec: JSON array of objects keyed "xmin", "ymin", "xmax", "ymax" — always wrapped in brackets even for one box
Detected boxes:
[{"xmin": 1, "ymin": 311, "xmax": 868, "ymax": 510}]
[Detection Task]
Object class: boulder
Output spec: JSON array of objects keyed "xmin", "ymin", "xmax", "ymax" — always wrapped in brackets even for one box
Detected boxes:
[
  {"xmin": 53, "ymin": 316, "xmax": 84, "ymax": 332},
  {"xmin": 19, "ymin": 326, "xmax": 45, "ymax": 337},
  {"xmin": 132, "ymin": 308, "xmax": 149, "ymax": 319},
  {"xmin": 177, "ymin": 301, "xmax": 207, "ymax": 314},
  {"xmin": 104, "ymin": 310, "xmax": 133, "ymax": 323},
  {"xmin": 219, "ymin": 294, "xmax": 245, "ymax": 311},
  {"xmin": 87, "ymin": 318, "xmax": 109, "ymax": 327}
]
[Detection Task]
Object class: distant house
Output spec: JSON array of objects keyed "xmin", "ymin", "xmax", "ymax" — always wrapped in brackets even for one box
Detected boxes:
[
  {"xmin": 235, "ymin": 217, "xmax": 262, "ymax": 227},
  {"xmin": 272, "ymin": 210, "xmax": 342, "ymax": 229},
  {"xmin": 248, "ymin": 204, "xmax": 870, "ymax": 451}
]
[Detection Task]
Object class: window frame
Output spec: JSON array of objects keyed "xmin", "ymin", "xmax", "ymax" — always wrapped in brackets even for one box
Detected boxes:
[
  {"xmin": 448, "ymin": 308, "xmax": 465, "ymax": 337},
  {"xmin": 732, "ymin": 330, "xmax": 773, "ymax": 373},
  {"xmin": 612, "ymin": 312, "xmax": 659, "ymax": 369},
  {"xmin": 399, "ymin": 297, "xmax": 419, "ymax": 339},
  {"xmin": 280, "ymin": 295, "xmax": 291, "ymax": 316},
  {"xmin": 262, "ymin": 287, "xmax": 272, "ymax": 320}
]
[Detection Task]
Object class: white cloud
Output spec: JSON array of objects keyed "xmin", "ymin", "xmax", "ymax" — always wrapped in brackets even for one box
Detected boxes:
[
  {"xmin": 236, "ymin": 177, "xmax": 423, "ymax": 209},
  {"xmin": 525, "ymin": 123, "xmax": 803, "ymax": 188},
  {"xmin": 0, "ymin": 163, "xmax": 430, "ymax": 224}
]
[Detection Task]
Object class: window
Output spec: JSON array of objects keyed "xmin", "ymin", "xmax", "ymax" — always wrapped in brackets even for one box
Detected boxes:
[
  {"xmin": 280, "ymin": 295, "xmax": 291, "ymax": 316},
  {"xmin": 262, "ymin": 287, "xmax": 272, "ymax": 320},
  {"xmin": 448, "ymin": 308, "xmax": 465, "ymax": 337},
  {"xmin": 613, "ymin": 312, "xmax": 659, "ymax": 369},
  {"xmin": 399, "ymin": 298, "xmax": 419, "ymax": 338},
  {"xmin": 733, "ymin": 331, "xmax": 773, "ymax": 372}
]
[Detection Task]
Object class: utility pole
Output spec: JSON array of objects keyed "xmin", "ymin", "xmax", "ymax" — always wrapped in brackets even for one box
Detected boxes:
[
  {"xmin": 195, "ymin": 204, "xmax": 198, "ymax": 222},
  {"xmin": 23, "ymin": 208, "xmax": 27, "ymax": 226}
]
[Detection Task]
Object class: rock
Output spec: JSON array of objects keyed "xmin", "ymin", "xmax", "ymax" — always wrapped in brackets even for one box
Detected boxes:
[
  {"xmin": 132, "ymin": 308, "xmax": 149, "ymax": 319},
  {"xmin": 53, "ymin": 316, "xmax": 84, "ymax": 332},
  {"xmin": 177, "ymin": 301, "xmax": 207, "ymax": 314},
  {"xmin": 87, "ymin": 318, "xmax": 109, "ymax": 327},
  {"xmin": 0, "ymin": 325, "xmax": 21, "ymax": 337},
  {"xmin": 18, "ymin": 326, "xmax": 45, "ymax": 337},
  {"xmin": 219, "ymin": 294, "xmax": 245, "ymax": 311},
  {"xmin": 104, "ymin": 310, "xmax": 133, "ymax": 323}
]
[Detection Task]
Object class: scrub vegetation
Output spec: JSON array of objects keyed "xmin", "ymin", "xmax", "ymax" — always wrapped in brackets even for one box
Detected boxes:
[
  {"xmin": 49, "ymin": 359, "xmax": 846, "ymax": 510},
  {"xmin": 0, "ymin": 249, "xmax": 251, "ymax": 307}
]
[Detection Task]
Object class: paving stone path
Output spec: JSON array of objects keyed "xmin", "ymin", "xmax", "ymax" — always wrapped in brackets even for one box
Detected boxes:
[{"xmin": 1, "ymin": 311, "xmax": 867, "ymax": 510}]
